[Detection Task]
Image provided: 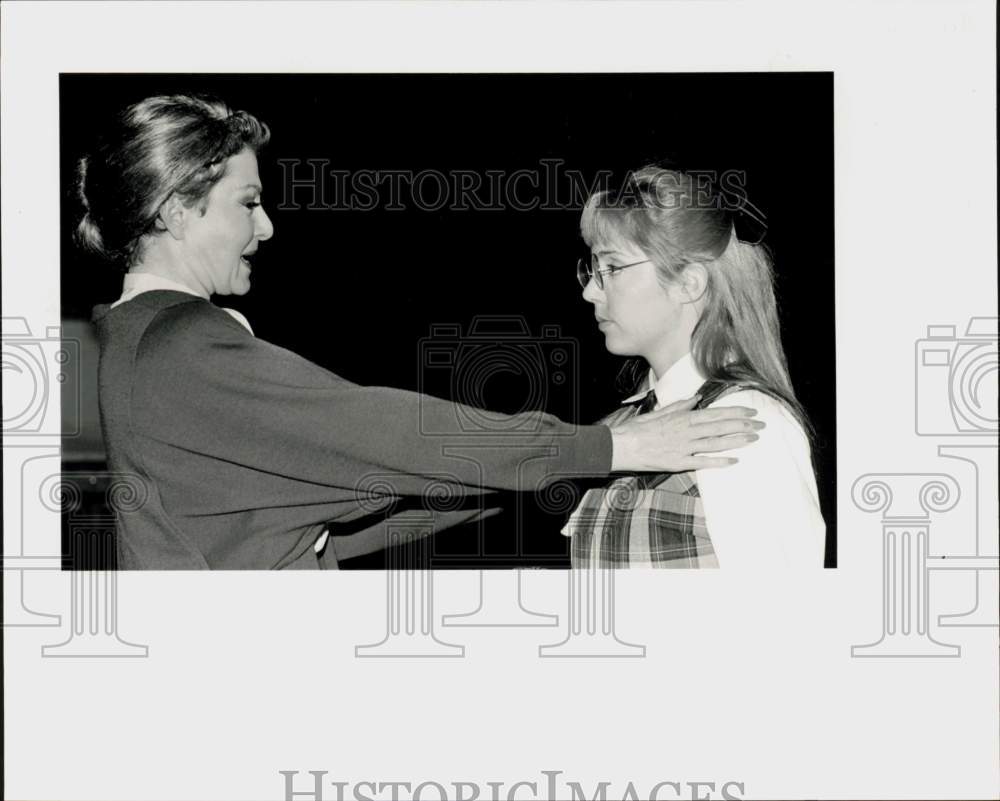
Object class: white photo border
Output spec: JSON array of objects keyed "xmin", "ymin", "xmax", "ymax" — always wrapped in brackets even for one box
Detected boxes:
[{"xmin": 3, "ymin": 2, "xmax": 997, "ymax": 800}]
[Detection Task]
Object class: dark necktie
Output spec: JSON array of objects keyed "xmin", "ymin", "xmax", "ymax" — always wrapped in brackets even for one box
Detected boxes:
[
  {"xmin": 632, "ymin": 388, "xmax": 661, "ymax": 489},
  {"xmin": 634, "ymin": 388, "xmax": 658, "ymax": 416}
]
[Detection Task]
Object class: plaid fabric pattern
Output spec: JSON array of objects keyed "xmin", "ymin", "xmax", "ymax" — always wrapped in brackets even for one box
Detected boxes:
[
  {"xmin": 566, "ymin": 470, "xmax": 717, "ymax": 568},
  {"xmin": 563, "ymin": 379, "xmax": 763, "ymax": 569}
]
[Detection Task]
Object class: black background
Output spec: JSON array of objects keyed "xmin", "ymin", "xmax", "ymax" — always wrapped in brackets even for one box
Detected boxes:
[{"xmin": 61, "ymin": 73, "xmax": 836, "ymax": 568}]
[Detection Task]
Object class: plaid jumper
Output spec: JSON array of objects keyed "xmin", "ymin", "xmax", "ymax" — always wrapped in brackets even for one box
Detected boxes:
[{"xmin": 562, "ymin": 379, "xmax": 770, "ymax": 569}]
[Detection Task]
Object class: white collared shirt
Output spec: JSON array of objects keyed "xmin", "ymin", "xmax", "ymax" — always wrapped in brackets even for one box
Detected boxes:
[
  {"xmin": 622, "ymin": 353, "xmax": 826, "ymax": 568},
  {"xmin": 111, "ymin": 272, "xmax": 254, "ymax": 335}
]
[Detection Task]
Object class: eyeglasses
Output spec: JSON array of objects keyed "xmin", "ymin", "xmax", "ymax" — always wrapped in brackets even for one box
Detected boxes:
[{"xmin": 576, "ymin": 254, "xmax": 652, "ymax": 290}]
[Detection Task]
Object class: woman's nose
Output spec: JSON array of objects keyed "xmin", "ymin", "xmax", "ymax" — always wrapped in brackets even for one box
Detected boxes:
[
  {"xmin": 581, "ymin": 275, "xmax": 602, "ymax": 303},
  {"xmin": 255, "ymin": 207, "xmax": 274, "ymax": 241}
]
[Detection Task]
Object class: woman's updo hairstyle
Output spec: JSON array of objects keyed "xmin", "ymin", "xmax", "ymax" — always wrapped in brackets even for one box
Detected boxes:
[{"xmin": 75, "ymin": 94, "xmax": 270, "ymax": 269}]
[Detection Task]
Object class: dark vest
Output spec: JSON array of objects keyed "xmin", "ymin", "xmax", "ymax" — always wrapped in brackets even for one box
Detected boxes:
[{"xmin": 563, "ymin": 379, "xmax": 781, "ymax": 568}]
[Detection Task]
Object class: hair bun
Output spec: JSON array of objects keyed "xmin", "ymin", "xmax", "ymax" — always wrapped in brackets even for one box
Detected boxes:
[
  {"xmin": 74, "ymin": 155, "xmax": 109, "ymax": 256},
  {"xmin": 74, "ymin": 211, "xmax": 108, "ymax": 258},
  {"xmin": 73, "ymin": 94, "xmax": 269, "ymax": 269}
]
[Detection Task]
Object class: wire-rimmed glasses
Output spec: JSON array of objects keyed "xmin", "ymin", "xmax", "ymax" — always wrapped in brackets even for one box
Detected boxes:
[{"xmin": 576, "ymin": 253, "xmax": 652, "ymax": 289}]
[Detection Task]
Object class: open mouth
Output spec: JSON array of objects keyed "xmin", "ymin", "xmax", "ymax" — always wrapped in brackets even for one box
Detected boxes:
[{"xmin": 240, "ymin": 251, "xmax": 255, "ymax": 269}]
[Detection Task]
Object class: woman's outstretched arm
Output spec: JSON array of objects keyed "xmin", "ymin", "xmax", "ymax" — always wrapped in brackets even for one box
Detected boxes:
[{"xmin": 134, "ymin": 300, "xmax": 763, "ymax": 497}]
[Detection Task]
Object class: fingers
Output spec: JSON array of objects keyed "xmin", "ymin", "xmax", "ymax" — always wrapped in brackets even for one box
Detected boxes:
[
  {"xmin": 679, "ymin": 455, "xmax": 742, "ymax": 470},
  {"xmin": 642, "ymin": 404, "xmax": 760, "ymax": 426},
  {"xmin": 689, "ymin": 405, "xmax": 758, "ymax": 422},
  {"xmin": 691, "ymin": 433, "xmax": 759, "ymax": 453},
  {"xmin": 691, "ymin": 418, "xmax": 766, "ymax": 438}
]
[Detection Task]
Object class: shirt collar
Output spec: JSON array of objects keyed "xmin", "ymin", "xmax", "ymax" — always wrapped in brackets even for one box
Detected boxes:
[
  {"xmin": 620, "ymin": 352, "xmax": 706, "ymax": 409},
  {"xmin": 112, "ymin": 272, "xmax": 209, "ymax": 307},
  {"xmin": 110, "ymin": 272, "xmax": 254, "ymax": 335}
]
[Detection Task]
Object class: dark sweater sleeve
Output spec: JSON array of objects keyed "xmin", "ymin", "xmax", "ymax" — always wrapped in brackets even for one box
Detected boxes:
[{"xmin": 131, "ymin": 303, "xmax": 611, "ymax": 498}]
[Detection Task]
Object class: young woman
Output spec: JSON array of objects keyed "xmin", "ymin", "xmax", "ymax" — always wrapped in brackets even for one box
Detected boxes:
[
  {"xmin": 76, "ymin": 96, "xmax": 763, "ymax": 569},
  {"xmin": 564, "ymin": 165, "xmax": 825, "ymax": 569}
]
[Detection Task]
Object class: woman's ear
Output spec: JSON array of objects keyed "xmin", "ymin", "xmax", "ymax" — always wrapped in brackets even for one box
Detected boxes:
[
  {"xmin": 677, "ymin": 262, "xmax": 709, "ymax": 304},
  {"xmin": 157, "ymin": 194, "xmax": 187, "ymax": 240}
]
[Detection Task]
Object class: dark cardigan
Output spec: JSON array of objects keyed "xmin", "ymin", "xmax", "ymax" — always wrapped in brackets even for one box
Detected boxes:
[{"xmin": 91, "ymin": 291, "xmax": 612, "ymax": 569}]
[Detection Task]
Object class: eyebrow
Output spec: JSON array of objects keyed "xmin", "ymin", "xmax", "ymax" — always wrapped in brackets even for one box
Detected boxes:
[
  {"xmin": 237, "ymin": 183, "xmax": 262, "ymax": 193},
  {"xmin": 596, "ymin": 249, "xmax": 625, "ymax": 257}
]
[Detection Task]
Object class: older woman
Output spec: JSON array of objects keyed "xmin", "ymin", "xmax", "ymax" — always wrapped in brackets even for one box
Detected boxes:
[
  {"xmin": 77, "ymin": 95, "xmax": 763, "ymax": 569},
  {"xmin": 564, "ymin": 165, "xmax": 825, "ymax": 568}
]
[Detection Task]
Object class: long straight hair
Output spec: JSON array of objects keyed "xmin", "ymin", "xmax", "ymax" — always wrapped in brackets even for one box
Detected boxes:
[{"xmin": 580, "ymin": 164, "xmax": 813, "ymax": 439}]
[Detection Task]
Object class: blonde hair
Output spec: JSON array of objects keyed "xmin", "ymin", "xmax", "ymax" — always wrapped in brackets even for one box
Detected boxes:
[{"xmin": 581, "ymin": 164, "xmax": 813, "ymax": 438}]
